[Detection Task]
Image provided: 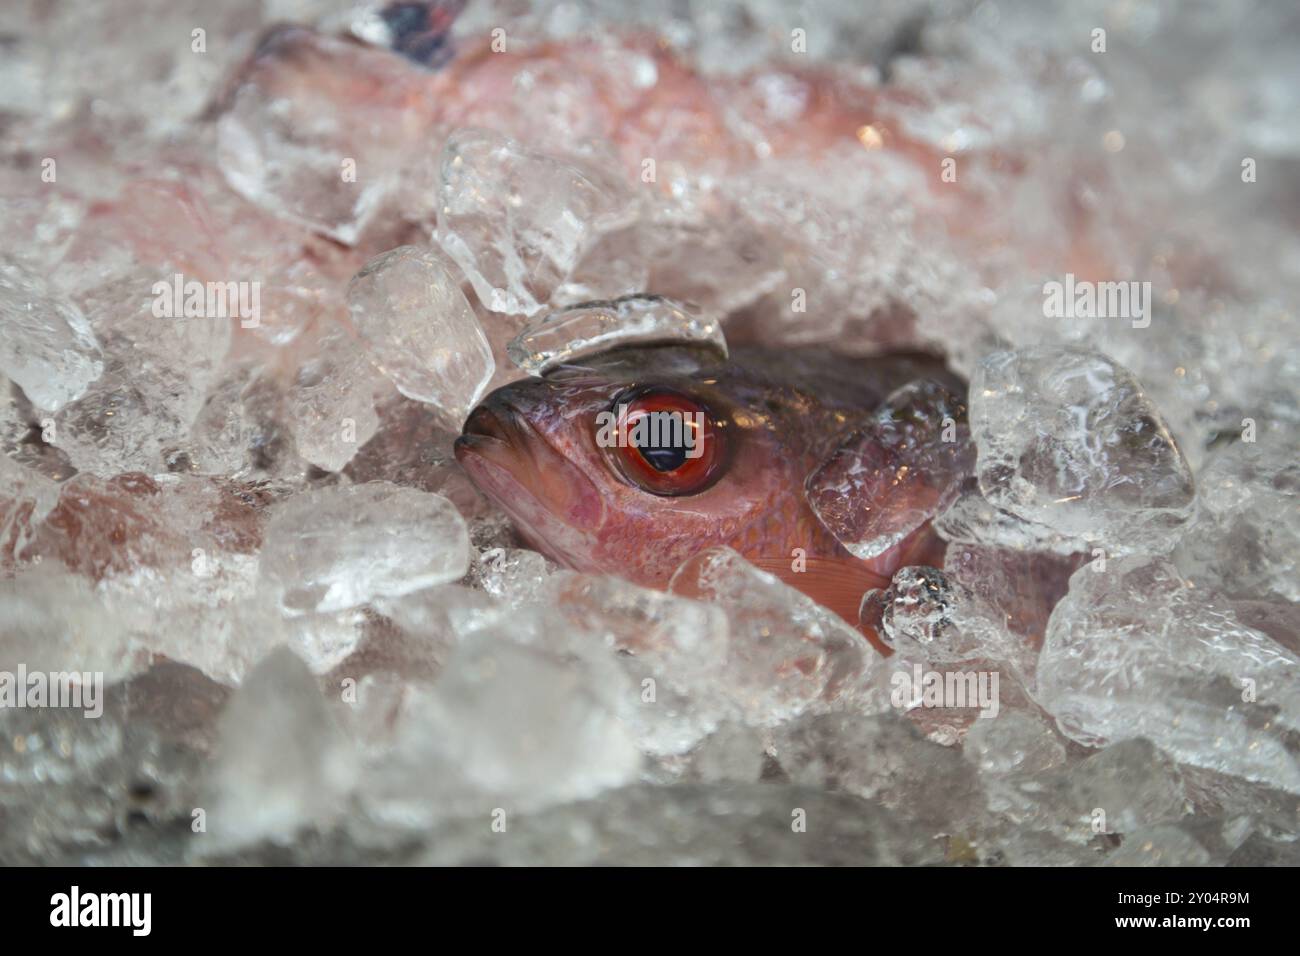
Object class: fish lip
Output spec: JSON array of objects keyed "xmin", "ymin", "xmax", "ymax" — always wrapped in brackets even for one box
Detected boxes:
[
  {"xmin": 459, "ymin": 404, "xmax": 513, "ymax": 444},
  {"xmin": 455, "ymin": 398, "xmax": 608, "ymax": 542}
]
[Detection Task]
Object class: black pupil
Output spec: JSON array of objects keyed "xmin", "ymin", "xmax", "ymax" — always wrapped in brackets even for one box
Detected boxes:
[{"xmin": 638, "ymin": 443, "xmax": 688, "ymax": 472}]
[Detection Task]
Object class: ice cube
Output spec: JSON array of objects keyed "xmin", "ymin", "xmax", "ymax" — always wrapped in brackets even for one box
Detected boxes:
[
  {"xmin": 1065, "ymin": 739, "xmax": 1192, "ymax": 836},
  {"xmin": 962, "ymin": 710, "xmax": 1067, "ymax": 780},
  {"xmin": 770, "ymin": 711, "xmax": 988, "ymax": 833},
  {"xmin": 51, "ymin": 274, "xmax": 231, "ymax": 476},
  {"xmin": 259, "ymin": 481, "xmax": 469, "ymax": 616},
  {"xmin": 284, "ymin": 324, "xmax": 381, "ymax": 473},
  {"xmin": 1037, "ymin": 556, "xmax": 1300, "ymax": 793},
  {"xmin": 934, "ymin": 485, "xmax": 1086, "ymax": 556},
  {"xmin": 0, "ymin": 450, "xmax": 60, "ymax": 569},
  {"xmin": 862, "ymin": 566, "xmax": 962, "ymax": 650},
  {"xmin": 181, "ymin": 362, "xmax": 276, "ymax": 477},
  {"xmin": 436, "ymin": 128, "xmax": 637, "ymax": 316},
  {"xmin": 0, "ymin": 565, "xmax": 147, "ymax": 683},
  {"xmin": 429, "ymin": 637, "xmax": 641, "ymax": 804},
  {"xmin": 216, "ymin": 26, "xmax": 437, "ymax": 244},
  {"xmin": 201, "ymin": 647, "xmax": 358, "ymax": 851},
  {"xmin": 942, "ymin": 542, "xmax": 1081, "ymax": 672},
  {"xmin": 543, "ymin": 571, "xmax": 730, "ymax": 755},
  {"xmin": 1174, "ymin": 437, "xmax": 1299, "ymax": 602},
  {"xmin": 970, "ymin": 347, "xmax": 1195, "ymax": 554},
  {"xmin": 807, "ymin": 380, "xmax": 974, "ymax": 560},
  {"xmin": 507, "ymin": 294, "xmax": 727, "ymax": 375},
  {"xmin": 469, "ymin": 546, "xmax": 554, "ymax": 607},
  {"xmin": 345, "ymin": 245, "xmax": 493, "ymax": 422},
  {"xmin": 0, "ymin": 258, "xmax": 103, "ymax": 412},
  {"xmin": 684, "ymin": 721, "xmax": 768, "ymax": 784},
  {"xmin": 363, "ymin": 637, "xmax": 641, "ymax": 822},
  {"xmin": 669, "ymin": 547, "xmax": 873, "ymax": 724}
]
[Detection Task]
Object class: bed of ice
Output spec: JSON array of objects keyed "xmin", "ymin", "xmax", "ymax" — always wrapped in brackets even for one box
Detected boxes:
[{"xmin": 1, "ymin": 0, "xmax": 1297, "ymax": 865}]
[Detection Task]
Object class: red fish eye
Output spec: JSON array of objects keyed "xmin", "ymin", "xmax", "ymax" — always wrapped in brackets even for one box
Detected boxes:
[{"xmin": 602, "ymin": 387, "xmax": 726, "ymax": 496}]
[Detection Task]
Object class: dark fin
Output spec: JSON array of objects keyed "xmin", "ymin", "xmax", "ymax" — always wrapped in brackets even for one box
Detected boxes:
[{"xmin": 749, "ymin": 556, "xmax": 894, "ymax": 656}]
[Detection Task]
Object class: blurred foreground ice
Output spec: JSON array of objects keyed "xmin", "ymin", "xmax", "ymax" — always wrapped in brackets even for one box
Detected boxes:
[{"xmin": 1, "ymin": 0, "xmax": 1298, "ymax": 865}]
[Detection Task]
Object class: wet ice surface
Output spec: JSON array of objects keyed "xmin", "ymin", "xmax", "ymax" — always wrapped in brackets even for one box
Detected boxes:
[{"xmin": 1, "ymin": 0, "xmax": 1299, "ymax": 866}]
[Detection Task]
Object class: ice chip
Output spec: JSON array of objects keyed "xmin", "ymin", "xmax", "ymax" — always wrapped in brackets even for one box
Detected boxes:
[
  {"xmin": 669, "ymin": 547, "xmax": 872, "ymax": 724},
  {"xmin": 51, "ymin": 275, "xmax": 231, "ymax": 476},
  {"xmin": 806, "ymin": 379, "xmax": 974, "ymax": 559},
  {"xmin": 962, "ymin": 710, "xmax": 1067, "ymax": 780},
  {"xmin": 203, "ymin": 647, "xmax": 358, "ymax": 850},
  {"xmin": 365, "ymin": 638, "xmax": 641, "ymax": 819},
  {"xmin": 0, "ymin": 258, "xmax": 103, "ymax": 412},
  {"xmin": 1037, "ymin": 556, "xmax": 1300, "ymax": 793},
  {"xmin": 771, "ymin": 711, "xmax": 988, "ymax": 833},
  {"xmin": 346, "ymin": 245, "xmax": 494, "ymax": 422},
  {"xmin": 1173, "ymin": 438, "xmax": 1299, "ymax": 602},
  {"xmin": 284, "ymin": 325, "xmax": 381, "ymax": 472},
  {"xmin": 507, "ymin": 294, "xmax": 727, "ymax": 376},
  {"xmin": 969, "ymin": 347, "xmax": 1195, "ymax": 553},
  {"xmin": 260, "ymin": 482, "xmax": 469, "ymax": 615},
  {"xmin": 543, "ymin": 571, "xmax": 729, "ymax": 754},
  {"xmin": 216, "ymin": 26, "xmax": 436, "ymax": 244},
  {"xmin": 427, "ymin": 638, "xmax": 641, "ymax": 804},
  {"xmin": 865, "ymin": 566, "xmax": 960, "ymax": 649},
  {"xmin": 436, "ymin": 128, "xmax": 637, "ymax": 316}
]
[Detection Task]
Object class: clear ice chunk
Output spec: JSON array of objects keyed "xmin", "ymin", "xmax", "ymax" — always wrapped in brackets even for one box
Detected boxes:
[
  {"xmin": 1037, "ymin": 556, "xmax": 1300, "ymax": 793},
  {"xmin": 363, "ymin": 637, "xmax": 641, "ymax": 821},
  {"xmin": 861, "ymin": 566, "xmax": 961, "ymax": 650},
  {"xmin": 962, "ymin": 710, "xmax": 1067, "ymax": 780},
  {"xmin": 993, "ymin": 738, "xmax": 1196, "ymax": 842},
  {"xmin": 346, "ymin": 245, "xmax": 494, "ymax": 424},
  {"xmin": 0, "ymin": 565, "xmax": 146, "ymax": 682},
  {"xmin": 669, "ymin": 547, "xmax": 872, "ymax": 724},
  {"xmin": 0, "ymin": 258, "xmax": 103, "ymax": 412},
  {"xmin": 506, "ymin": 293, "xmax": 727, "ymax": 375},
  {"xmin": 51, "ymin": 274, "xmax": 231, "ymax": 476},
  {"xmin": 543, "ymin": 571, "xmax": 730, "ymax": 755},
  {"xmin": 934, "ymin": 485, "xmax": 1087, "ymax": 556},
  {"xmin": 202, "ymin": 647, "xmax": 358, "ymax": 851},
  {"xmin": 425, "ymin": 637, "xmax": 641, "ymax": 806},
  {"xmin": 969, "ymin": 347, "xmax": 1195, "ymax": 554},
  {"xmin": 216, "ymin": 26, "xmax": 436, "ymax": 245},
  {"xmin": 260, "ymin": 482, "xmax": 469, "ymax": 616},
  {"xmin": 770, "ymin": 711, "xmax": 988, "ymax": 833},
  {"xmin": 1173, "ymin": 438, "xmax": 1299, "ymax": 602},
  {"xmin": 284, "ymin": 324, "xmax": 381, "ymax": 473},
  {"xmin": 807, "ymin": 380, "xmax": 973, "ymax": 560},
  {"xmin": 435, "ymin": 128, "xmax": 637, "ymax": 316}
]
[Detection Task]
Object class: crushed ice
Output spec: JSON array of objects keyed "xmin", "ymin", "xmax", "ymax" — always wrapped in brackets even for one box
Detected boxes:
[{"xmin": 0, "ymin": 0, "xmax": 1297, "ymax": 865}]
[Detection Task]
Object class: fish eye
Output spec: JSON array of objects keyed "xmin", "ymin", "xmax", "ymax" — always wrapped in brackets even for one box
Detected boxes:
[{"xmin": 601, "ymin": 386, "xmax": 726, "ymax": 496}]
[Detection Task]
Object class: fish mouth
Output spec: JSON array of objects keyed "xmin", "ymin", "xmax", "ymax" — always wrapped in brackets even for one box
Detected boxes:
[
  {"xmin": 455, "ymin": 404, "xmax": 518, "ymax": 460},
  {"xmin": 454, "ymin": 396, "xmax": 608, "ymax": 558}
]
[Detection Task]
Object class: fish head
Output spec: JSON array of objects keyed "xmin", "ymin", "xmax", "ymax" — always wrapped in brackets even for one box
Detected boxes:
[{"xmin": 454, "ymin": 345, "xmax": 823, "ymax": 584}]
